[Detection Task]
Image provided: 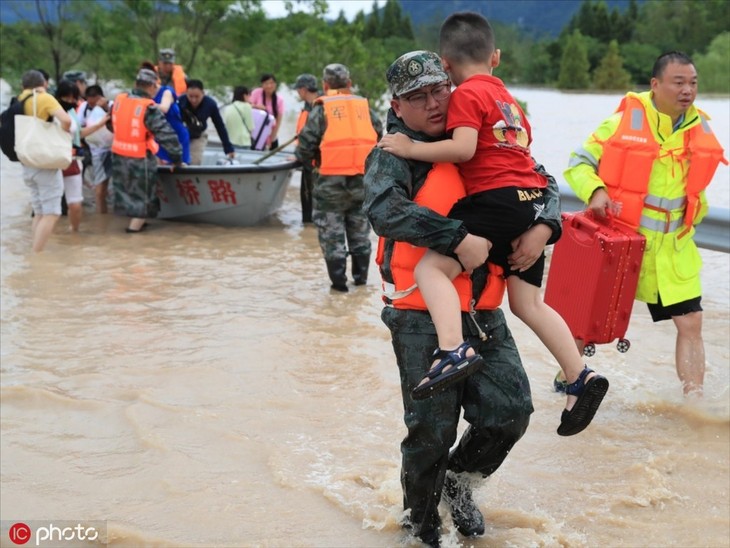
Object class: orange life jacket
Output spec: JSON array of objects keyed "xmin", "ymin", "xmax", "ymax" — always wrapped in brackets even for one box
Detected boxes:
[
  {"xmin": 376, "ymin": 162, "xmax": 506, "ymax": 311},
  {"xmin": 597, "ymin": 95, "xmax": 727, "ymax": 230},
  {"xmin": 171, "ymin": 65, "xmax": 187, "ymax": 96},
  {"xmin": 295, "ymin": 109, "xmax": 308, "ymax": 136},
  {"xmin": 111, "ymin": 93, "xmax": 159, "ymax": 158},
  {"xmin": 683, "ymin": 116, "xmax": 728, "ymax": 228},
  {"xmin": 315, "ymin": 90, "xmax": 377, "ymax": 176}
]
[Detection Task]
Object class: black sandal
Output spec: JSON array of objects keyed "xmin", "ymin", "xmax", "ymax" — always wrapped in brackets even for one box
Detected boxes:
[
  {"xmin": 412, "ymin": 342, "xmax": 484, "ymax": 400},
  {"xmin": 557, "ymin": 366, "xmax": 609, "ymax": 436}
]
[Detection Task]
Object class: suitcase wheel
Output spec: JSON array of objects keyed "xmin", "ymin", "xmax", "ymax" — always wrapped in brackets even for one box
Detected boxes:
[
  {"xmin": 617, "ymin": 339, "xmax": 631, "ymax": 353},
  {"xmin": 583, "ymin": 343, "xmax": 596, "ymax": 357}
]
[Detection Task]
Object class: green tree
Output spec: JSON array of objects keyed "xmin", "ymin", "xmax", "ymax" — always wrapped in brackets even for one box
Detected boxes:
[
  {"xmin": 121, "ymin": 0, "xmax": 175, "ymax": 63},
  {"xmin": 633, "ymin": 0, "xmax": 729, "ymax": 58},
  {"xmin": 694, "ymin": 32, "xmax": 730, "ymax": 94},
  {"xmin": 619, "ymin": 42, "xmax": 661, "ymax": 86},
  {"xmin": 593, "ymin": 39, "xmax": 632, "ymax": 90},
  {"xmin": 177, "ymin": 0, "xmax": 247, "ymax": 74},
  {"xmin": 616, "ymin": 0, "xmax": 639, "ymax": 42},
  {"xmin": 379, "ymin": 0, "xmax": 413, "ymax": 40},
  {"xmin": 363, "ymin": 1, "xmax": 379, "ymax": 39},
  {"xmin": 32, "ymin": 0, "xmax": 87, "ymax": 81},
  {"xmin": 557, "ymin": 30, "xmax": 591, "ymax": 90}
]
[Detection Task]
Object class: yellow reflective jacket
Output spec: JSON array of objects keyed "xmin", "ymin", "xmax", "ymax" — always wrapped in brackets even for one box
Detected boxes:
[{"xmin": 564, "ymin": 91, "xmax": 727, "ymax": 306}]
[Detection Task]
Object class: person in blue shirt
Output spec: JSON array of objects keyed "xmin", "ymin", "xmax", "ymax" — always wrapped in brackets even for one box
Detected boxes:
[
  {"xmin": 139, "ymin": 61, "xmax": 191, "ymax": 165},
  {"xmin": 178, "ymin": 79, "xmax": 235, "ymax": 165}
]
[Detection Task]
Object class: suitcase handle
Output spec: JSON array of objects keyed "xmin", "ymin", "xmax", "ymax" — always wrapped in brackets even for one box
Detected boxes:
[{"xmin": 570, "ymin": 211, "xmax": 601, "ymax": 242}]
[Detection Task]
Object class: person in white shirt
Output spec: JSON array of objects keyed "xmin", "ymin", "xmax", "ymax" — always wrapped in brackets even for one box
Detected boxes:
[{"xmin": 78, "ymin": 85, "xmax": 113, "ymax": 213}]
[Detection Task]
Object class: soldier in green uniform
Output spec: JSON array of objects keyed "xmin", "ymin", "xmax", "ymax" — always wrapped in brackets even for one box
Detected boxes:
[
  {"xmin": 295, "ymin": 64, "xmax": 383, "ymax": 292},
  {"xmin": 364, "ymin": 51, "xmax": 563, "ymax": 546},
  {"xmin": 111, "ymin": 68, "xmax": 182, "ymax": 233}
]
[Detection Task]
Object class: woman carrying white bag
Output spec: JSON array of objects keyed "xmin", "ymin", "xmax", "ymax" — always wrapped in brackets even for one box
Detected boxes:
[{"xmin": 14, "ymin": 70, "xmax": 72, "ymax": 252}]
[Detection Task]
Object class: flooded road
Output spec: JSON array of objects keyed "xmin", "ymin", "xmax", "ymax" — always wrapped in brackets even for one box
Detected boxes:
[{"xmin": 1, "ymin": 90, "xmax": 728, "ymax": 548}]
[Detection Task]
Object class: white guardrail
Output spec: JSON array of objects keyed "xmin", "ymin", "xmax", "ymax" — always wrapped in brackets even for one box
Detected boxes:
[{"xmin": 558, "ymin": 185, "xmax": 730, "ymax": 254}]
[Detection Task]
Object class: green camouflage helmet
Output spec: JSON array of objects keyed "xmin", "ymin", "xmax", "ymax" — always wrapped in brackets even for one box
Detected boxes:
[{"xmin": 386, "ymin": 50, "xmax": 448, "ymax": 97}]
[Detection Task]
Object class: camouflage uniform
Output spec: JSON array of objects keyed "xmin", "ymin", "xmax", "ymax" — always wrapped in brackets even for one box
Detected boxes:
[
  {"xmin": 112, "ymin": 88, "xmax": 182, "ymax": 219},
  {"xmin": 295, "ymin": 65, "xmax": 383, "ymax": 291},
  {"xmin": 299, "ymin": 98, "xmax": 318, "ymax": 224},
  {"xmin": 363, "ymin": 101, "xmax": 562, "ymax": 540}
]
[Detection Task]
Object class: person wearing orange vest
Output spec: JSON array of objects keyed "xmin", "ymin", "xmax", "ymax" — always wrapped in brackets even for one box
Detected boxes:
[
  {"xmin": 562, "ymin": 51, "xmax": 728, "ymax": 397},
  {"xmin": 294, "ymin": 73, "xmax": 322, "ymax": 224},
  {"xmin": 111, "ymin": 68, "xmax": 182, "ymax": 233},
  {"xmin": 295, "ymin": 63, "xmax": 382, "ymax": 292},
  {"xmin": 157, "ymin": 48, "xmax": 187, "ymax": 96},
  {"xmin": 364, "ymin": 51, "xmax": 562, "ymax": 547}
]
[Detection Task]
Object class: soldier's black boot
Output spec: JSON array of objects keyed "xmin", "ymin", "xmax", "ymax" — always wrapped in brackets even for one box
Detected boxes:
[
  {"xmin": 325, "ymin": 259, "xmax": 349, "ymax": 292},
  {"xmin": 351, "ymin": 253, "xmax": 370, "ymax": 286},
  {"xmin": 442, "ymin": 471, "xmax": 485, "ymax": 537}
]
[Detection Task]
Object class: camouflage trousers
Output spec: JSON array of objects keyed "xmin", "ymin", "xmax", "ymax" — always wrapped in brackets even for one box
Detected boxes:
[
  {"xmin": 111, "ymin": 153, "xmax": 161, "ymax": 219},
  {"xmin": 312, "ymin": 174, "xmax": 371, "ymax": 261},
  {"xmin": 381, "ymin": 306, "xmax": 533, "ymax": 539}
]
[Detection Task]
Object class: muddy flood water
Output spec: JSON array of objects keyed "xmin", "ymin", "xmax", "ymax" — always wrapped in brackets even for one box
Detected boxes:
[{"xmin": 1, "ymin": 89, "xmax": 729, "ymax": 548}]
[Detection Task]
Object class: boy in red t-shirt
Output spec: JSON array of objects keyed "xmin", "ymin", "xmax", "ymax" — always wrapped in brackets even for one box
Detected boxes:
[{"xmin": 378, "ymin": 12, "xmax": 608, "ymax": 437}]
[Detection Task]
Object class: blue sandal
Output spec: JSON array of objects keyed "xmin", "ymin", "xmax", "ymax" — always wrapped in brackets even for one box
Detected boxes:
[
  {"xmin": 557, "ymin": 366, "xmax": 609, "ymax": 436},
  {"xmin": 412, "ymin": 342, "xmax": 485, "ymax": 400}
]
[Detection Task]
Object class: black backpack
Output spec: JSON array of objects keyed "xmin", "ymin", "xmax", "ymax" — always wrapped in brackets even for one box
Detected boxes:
[{"xmin": 0, "ymin": 95, "xmax": 31, "ymax": 162}]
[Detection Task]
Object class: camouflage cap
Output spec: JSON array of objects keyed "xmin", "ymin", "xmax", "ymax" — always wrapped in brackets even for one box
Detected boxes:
[
  {"xmin": 62, "ymin": 70, "xmax": 87, "ymax": 83},
  {"xmin": 323, "ymin": 63, "xmax": 350, "ymax": 89},
  {"xmin": 159, "ymin": 48, "xmax": 176, "ymax": 63},
  {"xmin": 136, "ymin": 68, "xmax": 159, "ymax": 85},
  {"xmin": 294, "ymin": 73, "xmax": 318, "ymax": 91},
  {"xmin": 387, "ymin": 50, "xmax": 448, "ymax": 97}
]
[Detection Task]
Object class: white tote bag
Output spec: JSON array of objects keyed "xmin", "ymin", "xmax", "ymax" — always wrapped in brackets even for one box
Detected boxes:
[{"xmin": 14, "ymin": 90, "xmax": 72, "ymax": 170}]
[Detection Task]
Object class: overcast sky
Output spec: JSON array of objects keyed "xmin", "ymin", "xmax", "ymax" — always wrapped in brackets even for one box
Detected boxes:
[{"xmin": 260, "ymin": 0, "xmax": 387, "ymax": 20}]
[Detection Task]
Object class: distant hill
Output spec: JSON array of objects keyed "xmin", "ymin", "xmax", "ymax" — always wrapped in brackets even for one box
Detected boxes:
[
  {"xmin": 398, "ymin": 0, "xmax": 642, "ymax": 37},
  {"xmin": 1, "ymin": 0, "xmax": 641, "ymax": 37}
]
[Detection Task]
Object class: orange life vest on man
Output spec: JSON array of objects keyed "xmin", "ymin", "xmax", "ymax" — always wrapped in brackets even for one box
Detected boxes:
[
  {"xmin": 597, "ymin": 94, "xmax": 727, "ymax": 230},
  {"xmin": 315, "ymin": 90, "xmax": 377, "ymax": 176},
  {"xmin": 111, "ymin": 93, "xmax": 159, "ymax": 158},
  {"xmin": 376, "ymin": 162, "xmax": 506, "ymax": 311},
  {"xmin": 170, "ymin": 65, "xmax": 187, "ymax": 96},
  {"xmin": 295, "ymin": 110, "xmax": 309, "ymax": 136}
]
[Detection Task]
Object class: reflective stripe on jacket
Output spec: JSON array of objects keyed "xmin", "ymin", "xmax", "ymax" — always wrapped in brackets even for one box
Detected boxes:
[
  {"xmin": 565, "ymin": 91, "xmax": 728, "ymax": 306},
  {"xmin": 316, "ymin": 90, "xmax": 377, "ymax": 176},
  {"xmin": 111, "ymin": 93, "xmax": 159, "ymax": 158},
  {"xmin": 597, "ymin": 94, "xmax": 727, "ymax": 232},
  {"xmin": 376, "ymin": 162, "xmax": 505, "ymax": 311}
]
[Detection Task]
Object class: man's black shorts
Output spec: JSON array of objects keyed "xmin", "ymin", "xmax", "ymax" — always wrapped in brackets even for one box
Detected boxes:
[
  {"xmin": 449, "ymin": 186, "xmax": 546, "ymax": 287},
  {"xmin": 647, "ymin": 294, "xmax": 703, "ymax": 322}
]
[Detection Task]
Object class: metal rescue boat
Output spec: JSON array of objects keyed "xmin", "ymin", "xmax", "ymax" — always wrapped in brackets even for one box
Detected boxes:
[{"xmin": 156, "ymin": 147, "xmax": 299, "ymax": 226}]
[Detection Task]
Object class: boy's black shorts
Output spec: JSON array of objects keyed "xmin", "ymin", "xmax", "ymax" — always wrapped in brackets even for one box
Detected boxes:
[
  {"xmin": 647, "ymin": 295, "xmax": 703, "ymax": 322},
  {"xmin": 448, "ymin": 186, "xmax": 546, "ymax": 287}
]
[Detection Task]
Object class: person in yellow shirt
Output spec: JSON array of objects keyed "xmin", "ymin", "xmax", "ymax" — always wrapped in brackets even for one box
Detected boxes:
[{"xmin": 16, "ymin": 69, "xmax": 72, "ymax": 252}]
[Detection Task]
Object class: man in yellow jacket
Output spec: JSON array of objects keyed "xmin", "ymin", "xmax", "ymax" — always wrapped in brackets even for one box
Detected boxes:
[{"xmin": 561, "ymin": 51, "xmax": 727, "ymax": 396}]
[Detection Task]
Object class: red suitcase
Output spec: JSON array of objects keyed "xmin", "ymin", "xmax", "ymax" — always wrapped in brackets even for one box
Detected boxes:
[{"xmin": 544, "ymin": 211, "xmax": 646, "ymax": 356}]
